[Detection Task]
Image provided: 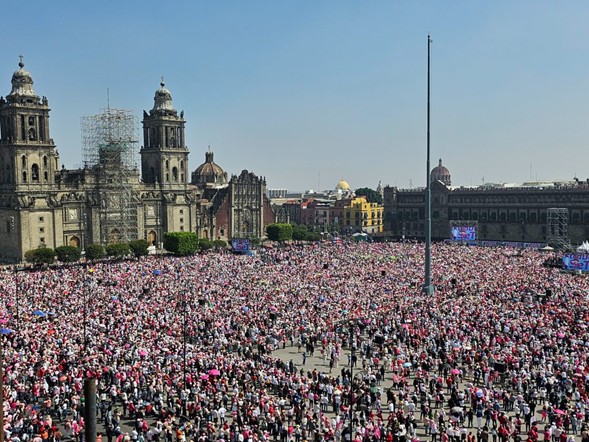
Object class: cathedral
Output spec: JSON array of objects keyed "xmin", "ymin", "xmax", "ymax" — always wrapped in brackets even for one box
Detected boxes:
[{"xmin": 0, "ymin": 59, "xmax": 275, "ymax": 262}]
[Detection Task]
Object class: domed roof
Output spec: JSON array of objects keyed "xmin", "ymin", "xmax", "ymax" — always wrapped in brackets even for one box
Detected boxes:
[
  {"xmin": 192, "ymin": 150, "xmax": 228, "ymax": 187},
  {"xmin": 151, "ymin": 78, "xmax": 176, "ymax": 115},
  {"xmin": 7, "ymin": 57, "xmax": 37, "ymax": 101},
  {"xmin": 431, "ymin": 158, "xmax": 451, "ymax": 186},
  {"xmin": 336, "ymin": 178, "xmax": 351, "ymax": 191}
]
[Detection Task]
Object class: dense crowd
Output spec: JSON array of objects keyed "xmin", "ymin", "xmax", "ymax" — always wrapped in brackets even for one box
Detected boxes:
[{"xmin": 1, "ymin": 242, "xmax": 589, "ymax": 442}]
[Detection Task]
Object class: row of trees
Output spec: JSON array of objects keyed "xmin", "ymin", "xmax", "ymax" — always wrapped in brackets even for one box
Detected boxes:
[
  {"xmin": 24, "ymin": 235, "xmax": 228, "ymax": 264},
  {"xmin": 266, "ymin": 223, "xmax": 322, "ymax": 242}
]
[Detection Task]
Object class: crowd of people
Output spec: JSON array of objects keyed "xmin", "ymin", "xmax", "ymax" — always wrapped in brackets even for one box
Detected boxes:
[{"xmin": 1, "ymin": 241, "xmax": 589, "ymax": 442}]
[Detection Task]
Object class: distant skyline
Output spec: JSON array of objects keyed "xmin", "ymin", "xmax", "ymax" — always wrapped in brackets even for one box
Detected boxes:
[{"xmin": 1, "ymin": 1, "xmax": 587, "ymax": 191}]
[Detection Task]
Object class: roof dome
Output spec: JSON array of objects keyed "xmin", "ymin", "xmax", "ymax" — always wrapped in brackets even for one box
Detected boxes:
[
  {"xmin": 151, "ymin": 79, "xmax": 177, "ymax": 115},
  {"xmin": 336, "ymin": 178, "xmax": 351, "ymax": 191},
  {"xmin": 7, "ymin": 57, "xmax": 38, "ymax": 102},
  {"xmin": 191, "ymin": 151, "xmax": 228, "ymax": 187},
  {"xmin": 431, "ymin": 158, "xmax": 451, "ymax": 186}
]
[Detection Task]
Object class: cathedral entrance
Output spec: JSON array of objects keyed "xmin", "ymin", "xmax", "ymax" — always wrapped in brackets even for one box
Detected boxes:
[
  {"xmin": 69, "ymin": 236, "xmax": 80, "ymax": 248},
  {"xmin": 147, "ymin": 230, "xmax": 157, "ymax": 246}
]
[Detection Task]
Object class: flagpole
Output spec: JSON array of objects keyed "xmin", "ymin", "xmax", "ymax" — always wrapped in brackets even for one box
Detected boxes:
[{"xmin": 424, "ymin": 34, "xmax": 434, "ymax": 295}]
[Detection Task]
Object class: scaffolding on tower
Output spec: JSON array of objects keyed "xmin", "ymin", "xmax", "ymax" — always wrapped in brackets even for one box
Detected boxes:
[
  {"xmin": 546, "ymin": 208, "xmax": 572, "ymax": 251},
  {"xmin": 81, "ymin": 108, "xmax": 139, "ymax": 244}
]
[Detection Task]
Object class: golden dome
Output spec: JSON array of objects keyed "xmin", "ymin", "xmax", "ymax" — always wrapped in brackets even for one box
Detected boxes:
[{"xmin": 336, "ymin": 178, "xmax": 351, "ymax": 191}]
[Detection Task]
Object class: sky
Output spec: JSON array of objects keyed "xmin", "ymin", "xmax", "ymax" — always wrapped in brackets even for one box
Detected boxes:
[{"xmin": 1, "ymin": 1, "xmax": 588, "ymax": 191}]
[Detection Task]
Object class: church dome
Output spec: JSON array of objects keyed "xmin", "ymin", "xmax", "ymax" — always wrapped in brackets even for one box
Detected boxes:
[
  {"xmin": 192, "ymin": 151, "xmax": 228, "ymax": 187},
  {"xmin": 431, "ymin": 158, "xmax": 451, "ymax": 186},
  {"xmin": 7, "ymin": 58, "xmax": 37, "ymax": 101},
  {"xmin": 336, "ymin": 178, "xmax": 351, "ymax": 191},
  {"xmin": 151, "ymin": 79, "xmax": 176, "ymax": 115}
]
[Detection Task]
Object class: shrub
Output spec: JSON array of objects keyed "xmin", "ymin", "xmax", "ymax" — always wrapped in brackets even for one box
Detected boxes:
[
  {"xmin": 105, "ymin": 243, "xmax": 131, "ymax": 259},
  {"xmin": 198, "ymin": 238, "xmax": 213, "ymax": 251},
  {"xmin": 163, "ymin": 232, "xmax": 198, "ymax": 256},
  {"xmin": 212, "ymin": 239, "xmax": 227, "ymax": 249},
  {"xmin": 85, "ymin": 244, "xmax": 105, "ymax": 260},
  {"xmin": 266, "ymin": 223, "xmax": 293, "ymax": 242},
  {"xmin": 24, "ymin": 247, "xmax": 55, "ymax": 265},
  {"xmin": 128, "ymin": 239, "xmax": 149, "ymax": 258},
  {"xmin": 55, "ymin": 245, "xmax": 81, "ymax": 262}
]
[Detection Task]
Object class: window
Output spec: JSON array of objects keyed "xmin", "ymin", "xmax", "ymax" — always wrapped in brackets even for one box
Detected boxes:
[
  {"xmin": 22, "ymin": 171, "xmax": 27, "ymax": 182},
  {"xmin": 21, "ymin": 155, "xmax": 27, "ymax": 167},
  {"xmin": 31, "ymin": 164, "xmax": 39, "ymax": 181},
  {"xmin": 39, "ymin": 216, "xmax": 44, "ymax": 222},
  {"xmin": 179, "ymin": 218, "xmax": 184, "ymax": 223},
  {"xmin": 28, "ymin": 116, "xmax": 35, "ymax": 126},
  {"xmin": 172, "ymin": 167, "xmax": 178, "ymax": 181},
  {"xmin": 39, "ymin": 227, "xmax": 44, "ymax": 233},
  {"xmin": 39, "ymin": 237, "xmax": 45, "ymax": 244},
  {"xmin": 179, "ymin": 209, "xmax": 184, "ymax": 214}
]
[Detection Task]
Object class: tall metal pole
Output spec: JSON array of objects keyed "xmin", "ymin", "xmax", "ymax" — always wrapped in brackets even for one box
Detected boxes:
[
  {"xmin": 349, "ymin": 322, "xmax": 354, "ymax": 442},
  {"xmin": 424, "ymin": 35, "xmax": 434, "ymax": 295},
  {"xmin": 84, "ymin": 378, "xmax": 97, "ymax": 442}
]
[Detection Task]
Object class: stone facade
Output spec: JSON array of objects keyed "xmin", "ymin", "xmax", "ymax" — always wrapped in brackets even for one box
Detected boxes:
[
  {"xmin": 383, "ymin": 162, "xmax": 589, "ymax": 244},
  {"xmin": 0, "ymin": 59, "xmax": 274, "ymax": 262}
]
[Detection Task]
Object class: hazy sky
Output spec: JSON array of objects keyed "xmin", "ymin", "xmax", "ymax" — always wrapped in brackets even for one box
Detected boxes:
[{"xmin": 1, "ymin": 1, "xmax": 587, "ymax": 191}]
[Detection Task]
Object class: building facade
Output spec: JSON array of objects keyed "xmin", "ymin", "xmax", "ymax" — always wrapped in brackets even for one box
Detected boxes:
[
  {"xmin": 383, "ymin": 160, "xmax": 589, "ymax": 245},
  {"xmin": 0, "ymin": 59, "xmax": 273, "ymax": 262}
]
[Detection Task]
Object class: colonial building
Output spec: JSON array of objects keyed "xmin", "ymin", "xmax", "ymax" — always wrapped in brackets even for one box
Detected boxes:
[
  {"xmin": 0, "ymin": 59, "xmax": 274, "ymax": 262},
  {"xmin": 383, "ymin": 159, "xmax": 589, "ymax": 245}
]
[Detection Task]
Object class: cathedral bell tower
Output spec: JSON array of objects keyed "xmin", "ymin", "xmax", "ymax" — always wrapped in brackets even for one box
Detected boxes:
[
  {"xmin": 0, "ymin": 57, "xmax": 59, "ymax": 189},
  {"xmin": 140, "ymin": 79, "xmax": 188, "ymax": 187}
]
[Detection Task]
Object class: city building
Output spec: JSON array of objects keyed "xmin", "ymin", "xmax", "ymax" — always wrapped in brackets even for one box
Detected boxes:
[
  {"xmin": 0, "ymin": 59, "xmax": 273, "ymax": 262},
  {"xmin": 383, "ymin": 159, "xmax": 589, "ymax": 245},
  {"xmin": 344, "ymin": 196, "xmax": 384, "ymax": 234}
]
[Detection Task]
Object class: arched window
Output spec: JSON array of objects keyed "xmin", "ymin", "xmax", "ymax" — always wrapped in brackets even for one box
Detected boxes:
[
  {"xmin": 166, "ymin": 173, "xmax": 169, "ymax": 182},
  {"xmin": 31, "ymin": 164, "xmax": 39, "ymax": 181},
  {"xmin": 44, "ymin": 171, "xmax": 48, "ymax": 182},
  {"xmin": 28, "ymin": 128, "xmax": 36, "ymax": 141},
  {"xmin": 43, "ymin": 156, "xmax": 48, "ymax": 168},
  {"xmin": 21, "ymin": 155, "xmax": 27, "ymax": 167},
  {"xmin": 22, "ymin": 171, "xmax": 27, "ymax": 182},
  {"xmin": 172, "ymin": 167, "xmax": 178, "ymax": 181},
  {"xmin": 165, "ymin": 160, "xmax": 169, "ymax": 170}
]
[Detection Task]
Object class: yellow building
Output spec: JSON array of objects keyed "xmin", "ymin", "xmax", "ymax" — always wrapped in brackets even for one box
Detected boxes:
[{"xmin": 344, "ymin": 196, "xmax": 384, "ymax": 234}]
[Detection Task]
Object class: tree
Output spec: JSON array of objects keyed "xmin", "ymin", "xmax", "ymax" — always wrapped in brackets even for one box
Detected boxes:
[
  {"xmin": 266, "ymin": 223, "xmax": 293, "ymax": 242},
  {"xmin": 355, "ymin": 187, "xmax": 383, "ymax": 205},
  {"xmin": 163, "ymin": 232, "xmax": 198, "ymax": 256},
  {"xmin": 198, "ymin": 238, "xmax": 213, "ymax": 251},
  {"xmin": 292, "ymin": 224, "xmax": 309, "ymax": 241},
  {"xmin": 105, "ymin": 243, "xmax": 131, "ymax": 259},
  {"xmin": 128, "ymin": 239, "xmax": 149, "ymax": 258},
  {"xmin": 86, "ymin": 244, "xmax": 105, "ymax": 260},
  {"xmin": 212, "ymin": 239, "xmax": 227, "ymax": 249},
  {"xmin": 55, "ymin": 245, "xmax": 81, "ymax": 262},
  {"xmin": 24, "ymin": 247, "xmax": 55, "ymax": 265}
]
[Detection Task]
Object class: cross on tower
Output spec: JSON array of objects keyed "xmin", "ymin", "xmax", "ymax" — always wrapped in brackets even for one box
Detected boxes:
[
  {"xmin": 160, "ymin": 75, "xmax": 165, "ymax": 86},
  {"xmin": 19, "ymin": 55, "xmax": 24, "ymax": 66}
]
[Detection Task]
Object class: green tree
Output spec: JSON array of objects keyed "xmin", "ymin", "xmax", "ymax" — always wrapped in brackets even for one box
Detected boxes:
[
  {"xmin": 212, "ymin": 239, "xmax": 227, "ymax": 249},
  {"xmin": 85, "ymin": 244, "xmax": 105, "ymax": 260},
  {"xmin": 292, "ymin": 224, "xmax": 309, "ymax": 241},
  {"xmin": 163, "ymin": 232, "xmax": 198, "ymax": 256},
  {"xmin": 266, "ymin": 223, "xmax": 293, "ymax": 242},
  {"xmin": 55, "ymin": 245, "xmax": 82, "ymax": 262},
  {"xmin": 105, "ymin": 243, "xmax": 131, "ymax": 258},
  {"xmin": 198, "ymin": 238, "xmax": 213, "ymax": 251},
  {"xmin": 24, "ymin": 247, "xmax": 55, "ymax": 265},
  {"xmin": 128, "ymin": 239, "xmax": 149, "ymax": 258},
  {"xmin": 355, "ymin": 187, "xmax": 383, "ymax": 205}
]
